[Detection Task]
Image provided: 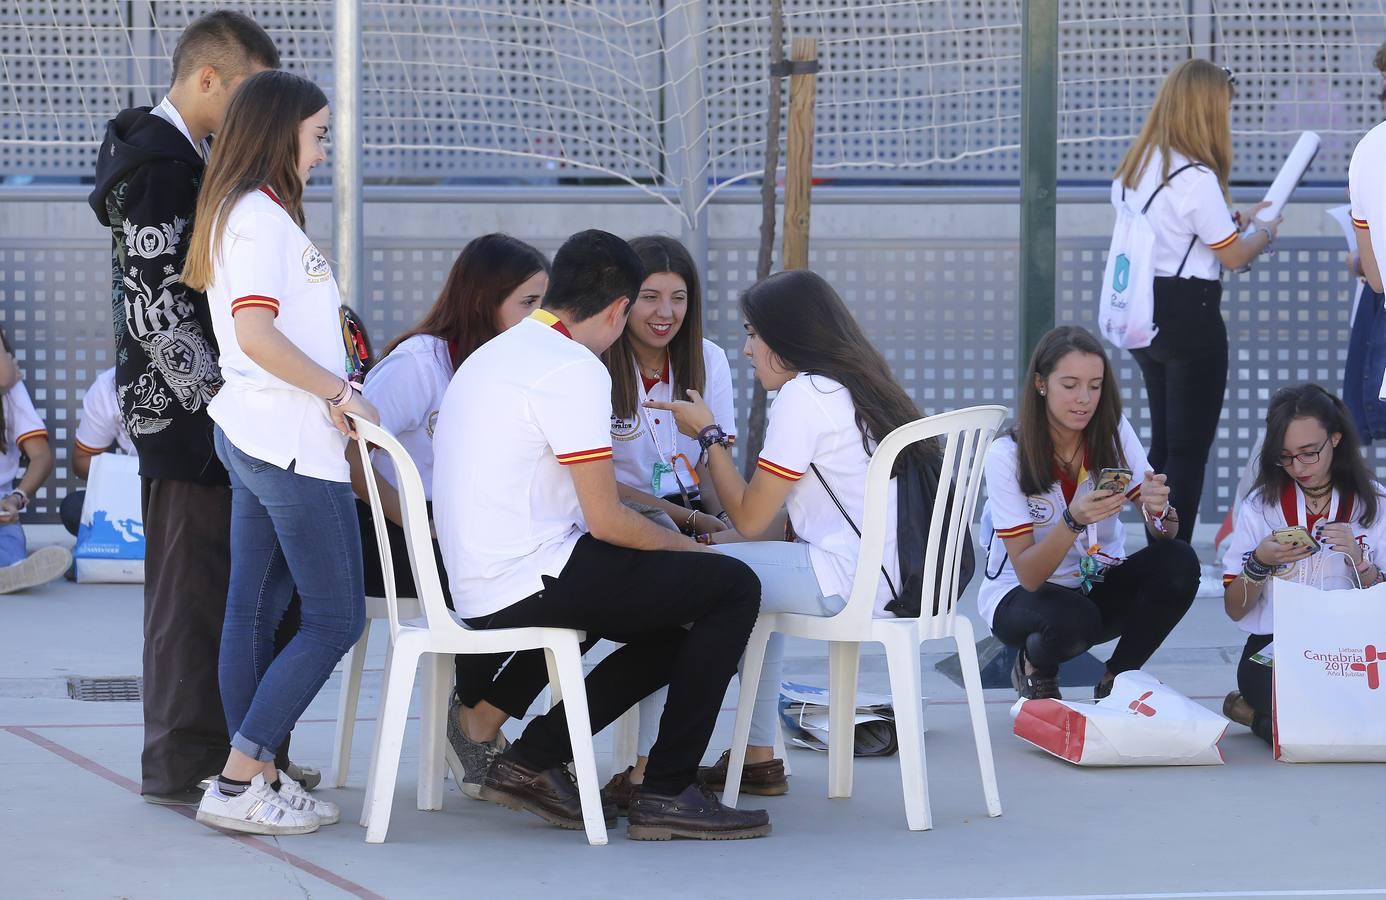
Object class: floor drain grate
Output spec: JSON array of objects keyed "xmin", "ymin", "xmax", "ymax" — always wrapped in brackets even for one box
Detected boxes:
[{"xmin": 68, "ymin": 677, "xmax": 143, "ymax": 702}]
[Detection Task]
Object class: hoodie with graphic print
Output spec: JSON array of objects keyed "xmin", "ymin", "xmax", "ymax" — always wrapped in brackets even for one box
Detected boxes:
[{"xmin": 89, "ymin": 106, "xmax": 227, "ymax": 485}]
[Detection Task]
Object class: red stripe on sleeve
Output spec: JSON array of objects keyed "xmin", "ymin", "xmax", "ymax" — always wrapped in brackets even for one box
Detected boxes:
[
  {"xmin": 231, "ymin": 295, "xmax": 280, "ymax": 317},
  {"xmin": 756, "ymin": 458, "xmax": 804, "ymax": 481}
]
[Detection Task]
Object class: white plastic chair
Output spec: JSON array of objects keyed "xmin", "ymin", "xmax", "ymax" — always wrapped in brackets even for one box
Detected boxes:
[
  {"xmin": 722, "ymin": 405, "xmax": 1007, "ymax": 830},
  {"xmin": 349, "ymin": 415, "xmax": 608, "ymax": 846},
  {"xmin": 330, "ymin": 593, "xmax": 420, "ymax": 788}
]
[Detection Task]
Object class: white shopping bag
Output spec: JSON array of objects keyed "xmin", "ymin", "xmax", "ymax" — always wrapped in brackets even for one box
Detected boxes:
[
  {"xmin": 74, "ymin": 453, "xmax": 145, "ymax": 583},
  {"xmin": 1272, "ymin": 579, "xmax": 1386, "ymax": 762},
  {"xmin": 1011, "ymin": 670, "xmax": 1228, "ymax": 766}
]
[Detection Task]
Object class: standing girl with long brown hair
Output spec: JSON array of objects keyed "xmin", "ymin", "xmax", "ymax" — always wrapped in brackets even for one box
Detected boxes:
[
  {"xmin": 182, "ymin": 69, "xmax": 378, "ymax": 835},
  {"xmin": 980, "ymin": 326, "xmax": 1198, "ymax": 701},
  {"xmin": 1113, "ymin": 58, "xmax": 1281, "ymax": 541}
]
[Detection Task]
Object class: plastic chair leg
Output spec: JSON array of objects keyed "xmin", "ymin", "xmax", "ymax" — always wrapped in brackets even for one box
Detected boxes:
[
  {"xmin": 360, "ymin": 638, "xmax": 395, "ymax": 828},
  {"xmin": 611, "ymin": 706, "xmax": 640, "ymax": 777},
  {"xmin": 953, "ymin": 616, "xmax": 1002, "ymax": 817},
  {"xmin": 827, "ymin": 641, "xmax": 861, "ymax": 799},
  {"xmin": 549, "ymin": 639, "xmax": 608, "ymax": 846},
  {"xmin": 364, "ymin": 643, "xmax": 421, "ymax": 844},
  {"xmin": 332, "ymin": 622, "xmax": 370, "ymax": 788},
  {"xmin": 416, "ymin": 652, "xmax": 450, "ymax": 811},
  {"xmin": 722, "ymin": 616, "xmax": 773, "ymax": 808},
  {"xmin": 882, "ymin": 628, "xmax": 932, "ymax": 831},
  {"xmin": 774, "ymin": 717, "xmax": 791, "ymax": 776}
]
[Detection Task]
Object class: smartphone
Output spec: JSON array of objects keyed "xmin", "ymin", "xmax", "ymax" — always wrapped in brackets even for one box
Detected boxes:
[
  {"xmin": 1272, "ymin": 526, "xmax": 1321, "ymax": 553},
  {"xmin": 1096, "ymin": 467, "xmax": 1132, "ymax": 495}
]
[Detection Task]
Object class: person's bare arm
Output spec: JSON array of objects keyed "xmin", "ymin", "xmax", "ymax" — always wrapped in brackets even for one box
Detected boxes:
[
  {"xmin": 1213, "ymin": 203, "xmax": 1282, "ymax": 270},
  {"xmin": 0, "ymin": 331, "xmax": 18, "ymax": 392},
  {"xmin": 614, "ymin": 481, "xmax": 724, "ymax": 536},
  {"xmin": 570, "ymin": 459, "xmax": 704, "ymax": 551},
  {"xmin": 72, "ymin": 445, "xmax": 99, "ymax": 481},
  {"xmin": 1360, "ymin": 225, "xmax": 1383, "ymax": 293},
  {"xmin": 346, "ymin": 442, "xmax": 403, "ymax": 526},
  {"xmin": 1005, "ymin": 489, "xmax": 1125, "ymax": 591}
]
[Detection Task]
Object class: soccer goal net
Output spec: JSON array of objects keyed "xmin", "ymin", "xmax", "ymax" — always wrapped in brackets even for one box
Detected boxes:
[{"xmin": 3, "ymin": 2, "xmax": 1385, "ymax": 222}]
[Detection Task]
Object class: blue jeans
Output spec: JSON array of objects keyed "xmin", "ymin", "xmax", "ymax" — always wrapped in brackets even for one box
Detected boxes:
[
  {"xmin": 0, "ymin": 523, "xmax": 27, "ymax": 567},
  {"xmin": 634, "ymin": 540, "xmax": 844, "ymax": 752},
  {"xmin": 214, "ymin": 426, "xmax": 365, "ymax": 762}
]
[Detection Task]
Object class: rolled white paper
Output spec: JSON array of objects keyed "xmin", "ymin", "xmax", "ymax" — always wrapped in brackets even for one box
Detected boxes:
[{"xmin": 1255, "ymin": 131, "xmax": 1320, "ymax": 224}]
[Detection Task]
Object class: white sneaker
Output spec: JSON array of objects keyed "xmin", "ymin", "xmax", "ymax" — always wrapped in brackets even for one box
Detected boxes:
[
  {"xmin": 276, "ymin": 771, "xmax": 339, "ymax": 825},
  {"xmin": 195, "ymin": 773, "xmax": 319, "ymax": 835},
  {"xmin": 0, "ymin": 546, "xmax": 72, "ymax": 595}
]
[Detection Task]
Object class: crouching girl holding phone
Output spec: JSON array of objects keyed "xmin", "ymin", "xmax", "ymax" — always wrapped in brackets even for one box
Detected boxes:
[
  {"xmin": 980, "ymin": 326, "xmax": 1199, "ymax": 701},
  {"xmin": 182, "ymin": 70, "xmax": 378, "ymax": 835},
  {"xmin": 1220, "ymin": 384, "xmax": 1386, "ymax": 744}
]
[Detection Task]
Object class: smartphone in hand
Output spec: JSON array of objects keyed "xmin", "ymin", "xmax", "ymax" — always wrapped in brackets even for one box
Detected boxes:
[
  {"xmin": 1272, "ymin": 525, "xmax": 1320, "ymax": 553},
  {"xmin": 1096, "ymin": 467, "xmax": 1132, "ymax": 495}
]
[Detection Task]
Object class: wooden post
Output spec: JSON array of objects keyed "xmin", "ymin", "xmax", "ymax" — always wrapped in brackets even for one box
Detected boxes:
[{"xmin": 781, "ymin": 37, "xmax": 818, "ymax": 271}]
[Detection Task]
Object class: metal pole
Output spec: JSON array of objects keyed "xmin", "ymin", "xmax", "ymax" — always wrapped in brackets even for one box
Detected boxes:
[
  {"xmin": 1019, "ymin": 0, "xmax": 1059, "ymax": 364},
  {"xmin": 668, "ymin": 0, "xmax": 709, "ymax": 274},
  {"xmin": 333, "ymin": 0, "xmax": 364, "ymax": 313}
]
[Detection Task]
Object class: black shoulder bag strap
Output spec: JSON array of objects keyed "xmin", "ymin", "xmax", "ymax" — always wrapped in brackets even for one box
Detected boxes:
[
  {"xmin": 810, "ymin": 463, "xmax": 899, "ymax": 602},
  {"xmin": 1135, "ymin": 162, "xmax": 1201, "ymax": 278}
]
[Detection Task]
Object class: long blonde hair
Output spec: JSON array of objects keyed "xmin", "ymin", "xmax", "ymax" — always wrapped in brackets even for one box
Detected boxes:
[
  {"xmin": 182, "ymin": 70, "xmax": 327, "ymax": 291},
  {"xmin": 1115, "ymin": 59, "xmax": 1234, "ymax": 202}
]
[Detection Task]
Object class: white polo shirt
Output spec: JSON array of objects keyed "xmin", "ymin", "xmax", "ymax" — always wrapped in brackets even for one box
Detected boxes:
[
  {"xmin": 433, "ymin": 310, "xmax": 614, "ymax": 618},
  {"xmin": 978, "ymin": 417, "xmax": 1150, "ymax": 628},
  {"xmin": 1350, "ymin": 121, "xmax": 1386, "ymax": 299},
  {"xmin": 756, "ymin": 373, "xmax": 899, "ymax": 615},
  {"xmin": 611, "ymin": 338, "xmax": 736, "ymax": 496},
  {"xmin": 1220, "ymin": 481, "xmax": 1386, "ymax": 636},
  {"xmin": 207, "ymin": 187, "xmax": 352, "ymax": 482},
  {"xmin": 1121, "ymin": 149, "xmax": 1238, "ymax": 281},
  {"xmin": 1, "ymin": 380, "xmax": 47, "ymax": 488},
  {"xmin": 74, "ymin": 367, "xmax": 135, "ymax": 458},
  {"xmin": 362, "ymin": 334, "xmax": 452, "ymax": 498}
]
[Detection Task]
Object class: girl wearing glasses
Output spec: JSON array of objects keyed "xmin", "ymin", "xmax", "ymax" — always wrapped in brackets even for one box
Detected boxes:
[
  {"xmin": 980, "ymin": 327, "xmax": 1199, "ymax": 701},
  {"xmin": 1220, "ymin": 384, "xmax": 1386, "ymax": 744},
  {"xmin": 1113, "ymin": 58, "xmax": 1282, "ymax": 541}
]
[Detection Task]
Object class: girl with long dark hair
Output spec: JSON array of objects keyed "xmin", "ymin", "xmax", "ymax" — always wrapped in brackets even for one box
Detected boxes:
[
  {"xmin": 345, "ymin": 233, "xmax": 549, "ymax": 799},
  {"xmin": 650, "ymin": 268, "xmax": 929, "ymax": 797},
  {"xmin": 183, "ymin": 70, "xmax": 377, "ymax": 835},
  {"xmin": 979, "ymin": 326, "xmax": 1198, "ymax": 701},
  {"xmin": 1220, "ymin": 384, "xmax": 1386, "ymax": 744}
]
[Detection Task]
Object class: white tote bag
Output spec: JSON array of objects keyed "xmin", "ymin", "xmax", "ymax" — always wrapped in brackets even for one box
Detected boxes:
[
  {"xmin": 74, "ymin": 452, "xmax": 145, "ymax": 583},
  {"xmin": 1272, "ymin": 579, "xmax": 1386, "ymax": 762},
  {"xmin": 1098, "ymin": 164, "xmax": 1198, "ymax": 350},
  {"xmin": 1011, "ymin": 670, "xmax": 1228, "ymax": 766}
]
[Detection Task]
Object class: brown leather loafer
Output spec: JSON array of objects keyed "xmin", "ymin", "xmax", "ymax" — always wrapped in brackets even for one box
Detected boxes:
[
  {"xmin": 627, "ymin": 783, "xmax": 771, "ymax": 841},
  {"xmin": 601, "ymin": 766, "xmax": 637, "ymax": 816},
  {"xmin": 696, "ymin": 750, "xmax": 788, "ymax": 796},
  {"xmin": 480, "ymin": 751, "xmax": 615, "ymax": 829},
  {"xmin": 1223, "ymin": 690, "xmax": 1255, "ymax": 728}
]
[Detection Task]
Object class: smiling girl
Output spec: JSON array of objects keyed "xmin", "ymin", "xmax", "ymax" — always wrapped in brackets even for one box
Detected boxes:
[
  {"xmin": 1220, "ymin": 384, "xmax": 1386, "ymax": 744},
  {"xmin": 979, "ymin": 326, "xmax": 1198, "ymax": 701}
]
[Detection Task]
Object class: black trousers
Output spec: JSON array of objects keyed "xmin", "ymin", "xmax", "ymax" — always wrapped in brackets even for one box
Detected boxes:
[
  {"xmin": 59, "ymin": 490, "xmax": 84, "ymax": 536},
  {"xmin": 1130, "ymin": 276, "xmax": 1227, "ymax": 542},
  {"xmin": 356, "ymin": 499, "xmax": 514, "ymax": 710},
  {"xmin": 466, "ymin": 535, "xmax": 760, "ymax": 795},
  {"xmin": 1237, "ymin": 632, "xmax": 1274, "ymax": 744},
  {"xmin": 141, "ymin": 479, "xmax": 298, "ymax": 793},
  {"xmin": 990, "ymin": 539, "xmax": 1200, "ymax": 676}
]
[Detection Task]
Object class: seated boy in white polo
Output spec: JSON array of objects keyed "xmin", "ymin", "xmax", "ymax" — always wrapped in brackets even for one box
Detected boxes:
[{"xmin": 433, "ymin": 229, "xmax": 770, "ymax": 841}]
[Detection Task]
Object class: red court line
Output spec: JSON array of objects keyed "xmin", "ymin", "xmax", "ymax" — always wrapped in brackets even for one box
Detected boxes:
[{"xmin": 2, "ymin": 726, "xmax": 386, "ymax": 900}]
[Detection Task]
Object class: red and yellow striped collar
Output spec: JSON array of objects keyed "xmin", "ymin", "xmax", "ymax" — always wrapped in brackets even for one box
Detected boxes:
[{"xmin": 529, "ymin": 308, "xmax": 572, "ymax": 339}]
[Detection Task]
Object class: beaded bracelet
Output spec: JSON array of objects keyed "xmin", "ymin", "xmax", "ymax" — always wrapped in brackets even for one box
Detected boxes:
[{"xmin": 1061, "ymin": 507, "xmax": 1084, "ymax": 534}]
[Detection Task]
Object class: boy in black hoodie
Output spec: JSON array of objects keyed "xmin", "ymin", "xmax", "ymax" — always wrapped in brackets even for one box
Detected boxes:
[{"xmin": 89, "ymin": 10, "xmax": 282, "ymax": 806}]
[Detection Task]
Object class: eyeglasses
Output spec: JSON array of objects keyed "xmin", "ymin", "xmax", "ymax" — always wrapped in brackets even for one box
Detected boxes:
[{"xmin": 1275, "ymin": 436, "xmax": 1330, "ymax": 468}]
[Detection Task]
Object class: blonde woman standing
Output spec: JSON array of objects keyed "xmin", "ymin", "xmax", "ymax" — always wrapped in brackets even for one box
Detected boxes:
[{"xmin": 1114, "ymin": 59, "xmax": 1282, "ymax": 541}]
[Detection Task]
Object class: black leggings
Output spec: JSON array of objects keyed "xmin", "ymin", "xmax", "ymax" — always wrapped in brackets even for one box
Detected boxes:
[
  {"xmin": 1237, "ymin": 632, "xmax": 1274, "ymax": 745},
  {"xmin": 1130, "ymin": 276, "xmax": 1227, "ymax": 543},
  {"xmin": 466, "ymin": 534, "xmax": 760, "ymax": 795},
  {"xmin": 990, "ymin": 540, "xmax": 1200, "ymax": 676}
]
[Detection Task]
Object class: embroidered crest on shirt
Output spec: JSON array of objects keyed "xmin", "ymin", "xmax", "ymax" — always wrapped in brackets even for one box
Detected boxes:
[
  {"xmin": 610, "ymin": 415, "xmax": 642, "ymax": 442},
  {"xmin": 1027, "ymin": 496, "xmax": 1055, "ymax": 523},
  {"xmin": 303, "ymin": 245, "xmax": 330, "ymax": 283}
]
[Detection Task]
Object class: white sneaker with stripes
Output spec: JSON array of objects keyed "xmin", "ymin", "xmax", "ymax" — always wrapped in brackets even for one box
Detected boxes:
[
  {"xmin": 276, "ymin": 771, "xmax": 339, "ymax": 824},
  {"xmin": 195, "ymin": 773, "xmax": 320, "ymax": 835}
]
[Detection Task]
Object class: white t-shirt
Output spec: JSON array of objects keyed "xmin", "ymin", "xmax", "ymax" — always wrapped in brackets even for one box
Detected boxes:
[
  {"xmin": 1120, "ymin": 149, "xmax": 1238, "ymax": 281},
  {"xmin": 977, "ymin": 417, "xmax": 1151, "ymax": 628},
  {"xmin": 74, "ymin": 367, "xmax": 136, "ymax": 458},
  {"xmin": 206, "ymin": 188, "xmax": 352, "ymax": 482},
  {"xmin": 1220, "ymin": 481, "xmax": 1386, "ymax": 636},
  {"xmin": 433, "ymin": 310, "xmax": 614, "ymax": 618},
  {"xmin": 756, "ymin": 373, "xmax": 899, "ymax": 615},
  {"xmin": 1350, "ymin": 121, "xmax": 1386, "ymax": 301},
  {"xmin": 362, "ymin": 334, "xmax": 452, "ymax": 498},
  {"xmin": 611, "ymin": 338, "xmax": 737, "ymax": 497},
  {"xmin": 1, "ymin": 380, "xmax": 47, "ymax": 487}
]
